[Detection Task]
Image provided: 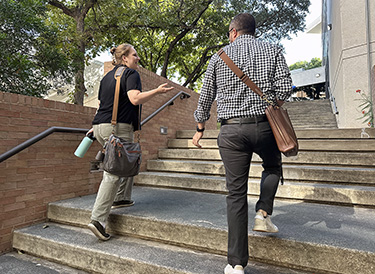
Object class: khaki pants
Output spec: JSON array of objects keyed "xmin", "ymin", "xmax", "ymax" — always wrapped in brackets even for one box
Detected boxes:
[{"xmin": 91, "ymin": 123, "xmax": 134, "ymax": 222}]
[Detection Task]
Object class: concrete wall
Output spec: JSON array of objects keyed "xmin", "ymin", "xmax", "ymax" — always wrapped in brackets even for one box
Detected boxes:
[
  {"xmin": 0, "ymin": 76, "xmax": 216, "ymax": 254},
  {"xmin": 328, "ymin": 0, "xmax": 375, "ymax": 128}
]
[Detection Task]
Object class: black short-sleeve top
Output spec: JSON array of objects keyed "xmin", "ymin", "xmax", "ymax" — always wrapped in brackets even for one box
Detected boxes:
[{"xmin": 92, "ymin": 65, "xmax": 142, "ymax": 130}]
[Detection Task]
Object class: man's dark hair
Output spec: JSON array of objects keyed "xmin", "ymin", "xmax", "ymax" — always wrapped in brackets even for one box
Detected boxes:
[{"xmin": 230, "ymin": 13, "xmax": 256, "ymax": 36}]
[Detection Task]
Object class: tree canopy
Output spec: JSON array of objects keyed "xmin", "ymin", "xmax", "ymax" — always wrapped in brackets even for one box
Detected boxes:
[
  {"xmin": 97, "ymin": 0, "xmax": 311, "ymax": 90},
  {"xmin": 289, "ymin": 57, "xmax": 322, "ymax": 71},
  {"xmin": 0, "ymin": 0, "xmax": 72, "ymax": 97},
  {"xmin": 1, "ymin": 0, "xmax": 311, "ymax": 104}
]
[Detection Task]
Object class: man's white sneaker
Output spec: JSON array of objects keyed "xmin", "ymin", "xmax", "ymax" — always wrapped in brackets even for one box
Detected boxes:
[
  {"xmin": 252, "ymin": 211, "xmax": 279, "ymax": 233},
  {"xmin": 224, "ymin": 264, "xmax": 244, "ymax": 274}
]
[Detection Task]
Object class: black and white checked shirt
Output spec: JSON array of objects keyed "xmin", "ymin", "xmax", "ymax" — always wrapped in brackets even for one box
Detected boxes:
[{"xmin": 194, "ymin": 34, "xmax": 292, "ymax": 123}]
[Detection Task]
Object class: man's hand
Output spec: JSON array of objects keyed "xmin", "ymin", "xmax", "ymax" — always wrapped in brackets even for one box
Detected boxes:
[{"xmin": 192, "ymin": 131, "xmax": 204, "ymax": 148}]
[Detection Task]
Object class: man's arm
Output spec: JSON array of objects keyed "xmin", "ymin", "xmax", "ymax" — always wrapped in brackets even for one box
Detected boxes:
[{"xmin": 192, "ymin": 56, "xmax": 217, "ymax": 148}]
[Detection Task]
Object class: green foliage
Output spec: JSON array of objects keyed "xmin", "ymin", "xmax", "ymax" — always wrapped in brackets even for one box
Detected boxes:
[
  {"xmin": 92, "ymin": 0, "xmax": 311, "ymax": 90},
  {"xmin": 0, "ymin": 0, "xmax": 73, "ymax": 97},
  {"xmin": 0, "ymin": 0, "xmax": 311, "ymax": 102},
  {"xmin": 289, "ymin": 57, "xmax": 322, "ymax": 71},
  {"xmin": 356, "ymin": 89, "xmax": 374, "ymax": 127}
]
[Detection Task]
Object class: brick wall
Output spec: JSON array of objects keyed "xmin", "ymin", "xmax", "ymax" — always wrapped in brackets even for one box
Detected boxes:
[
  {"xmin": 0, "ymin": 68, "xmax": 217, "ymax": 254},
  {"xmin": 0, "ymin": 92, "xmax": 103, "ymax": 254}
]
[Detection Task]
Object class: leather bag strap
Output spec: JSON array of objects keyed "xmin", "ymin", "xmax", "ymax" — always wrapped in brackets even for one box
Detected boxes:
[
  {"xmin": 111, "ymin": 66, "xmax": 142, "ymax": 140},
  {"xmin": 111, "ymin": 66, "xmax": 126, "ymax": 126},
  {"xmin": 218, "ymin": 48, "xmax": 275, "ymax": 106}
]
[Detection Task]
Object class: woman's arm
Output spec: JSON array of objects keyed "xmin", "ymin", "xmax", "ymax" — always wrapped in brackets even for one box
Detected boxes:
[{"xmin": 127, "ymin": 83, "xmax": 174, "ymax": 106}]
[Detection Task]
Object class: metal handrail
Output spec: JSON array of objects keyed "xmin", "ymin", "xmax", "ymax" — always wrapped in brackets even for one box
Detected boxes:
[
  {"xmin": 327, "ymin": 86, "xmax": 339, "ymax": 114},
  {"xmin": 0, "ymin": 127, "xmax": 89, "ymax": 163},
  {"xmin": 140, "ymin": 91, "xmax": 190, "ymax": 126},
  {"xmin": 1, "ymin": 91, "xmax": 191, "ymax": 163}
]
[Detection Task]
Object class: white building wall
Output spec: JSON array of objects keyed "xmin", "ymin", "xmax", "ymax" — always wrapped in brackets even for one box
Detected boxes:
[{"xmin": 329, "ymin": 0, "xmax": 375, "ymax": 128}]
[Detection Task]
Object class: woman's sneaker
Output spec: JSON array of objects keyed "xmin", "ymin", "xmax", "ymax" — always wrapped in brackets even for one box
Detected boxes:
[
  {"xmin": 88, "ymin": 220, "xmax": 111, "ymax": 240},
  {"xmin": 224, "ymin": 264, "xmax": 244, "ymax": 274},
  {"xmin": 252, "ymin": 211, "xmax": 279, "ymax": 233},
  {"xmin": 111, "ymin": 200, "xmax": 135, "ymax": 209}
]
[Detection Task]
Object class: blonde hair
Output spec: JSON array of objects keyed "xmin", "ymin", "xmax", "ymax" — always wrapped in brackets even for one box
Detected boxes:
[{"xmin": 110, "ymin": 43, "xmax": 134, "ymax": 66}]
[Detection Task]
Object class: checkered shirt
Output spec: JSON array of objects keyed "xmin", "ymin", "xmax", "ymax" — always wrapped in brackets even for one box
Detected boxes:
[{"xmin": 194, "ymin": 34, "xmax": 292, "ymax": 123}]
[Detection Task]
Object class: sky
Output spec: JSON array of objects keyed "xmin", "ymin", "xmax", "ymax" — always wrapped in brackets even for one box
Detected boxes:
[
  {"xmin": 282, "ymin": 0, "xmax": 322, "ymax": 65},
  {"xmin": 94, "ymin": 0, "xmax": 322, "ymax": 67}
]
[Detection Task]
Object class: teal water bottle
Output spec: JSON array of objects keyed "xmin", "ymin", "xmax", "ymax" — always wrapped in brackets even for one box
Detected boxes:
[{"xmin": 74, "ymin": 132, "xmax": 95, "ymax": 158}]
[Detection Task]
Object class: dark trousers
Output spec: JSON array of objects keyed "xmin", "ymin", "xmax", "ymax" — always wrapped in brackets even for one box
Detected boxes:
[{"xmin": 217, "ymin": 120, "xmax": 282, "ymax": 267}]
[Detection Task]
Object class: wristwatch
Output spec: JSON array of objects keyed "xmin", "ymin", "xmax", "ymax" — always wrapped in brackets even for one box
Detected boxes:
[{"xmin": 196, "ymin": 126, "xmax": 205, "ymax": 132}]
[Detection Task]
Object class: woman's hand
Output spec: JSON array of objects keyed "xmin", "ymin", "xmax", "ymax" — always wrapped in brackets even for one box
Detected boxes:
[
  {"xmin": 128, "ymin": 84, "xmax": 174, "ymax": 105},
  {"xmin": 157, "ymin": 83, "xmax": 174, "ymax": 94}
]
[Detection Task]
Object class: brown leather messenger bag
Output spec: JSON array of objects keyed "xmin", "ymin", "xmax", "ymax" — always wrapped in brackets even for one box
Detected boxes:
[{"xmin": 218, "ymin": 48, "xmax": 298, "ymax": 157}]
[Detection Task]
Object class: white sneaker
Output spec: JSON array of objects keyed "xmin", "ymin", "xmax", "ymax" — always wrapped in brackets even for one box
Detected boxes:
[
  {"xmin": 252, "ymin": 211, "xmax": 279, "ymax": 233},
  {"xmin": 224, "ymin": 264, "xmax": 244, "ymax": 274}
]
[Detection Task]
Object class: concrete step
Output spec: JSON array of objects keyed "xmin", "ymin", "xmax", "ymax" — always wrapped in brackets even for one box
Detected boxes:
[
  {"xmin": 292, "ymin": 122, "xmax": 337, "ymax": 127},
  {"xmin": 12, "ymin": 223, "xmax": 314, "ymax": 274},
  {"xmin": 43, "ymin": 186, "xmax": 375, "ymax": 274},
  {"xmin": 284, "ymin": 100, "xmax": 334, "ymax": 111},
  {"xmin": 293, "ymin": 124, "xmax": 337, "ymax": 129},
  {"xmin": 176, "ymin": 128, "xmax": 375, "ymax": 139},
  {"xmin": 291, "ymin": 120, "xmax": 337, "ymax": 125},
  {"xmin": 146, "ymin": 159, "xmax": 375, "ymax": 185},
  {"xmin": 158, "ymin": 149, "xmax": 375, "ymax": 167},
  {"xmin": 287, "ymin": 111, "xmax": 335, "ymax": 115},
  {"xmin": 284, "ymin": 100, "xmax": 333, "ymax": 107},
  {"xmin": 134, "ymin": 172, "xmax": 375, "ymax": 207},
  {"xmin": 0, "ymin": 252, "xmax": 87, "ymax": 274},
  {"xmin": 287, "ymin": 113, "xmax": 335, "ymax": 119},
  {"xmin": 286, "ymin": 109, "xmax": 335, "ymax": 114},
  {"xmin": 167, "ymin": 138, "xmax": 375, "ymax": 151},
  {"xmin": 286, "ymin": 109, "xmax": 335, "ymax": 115}
]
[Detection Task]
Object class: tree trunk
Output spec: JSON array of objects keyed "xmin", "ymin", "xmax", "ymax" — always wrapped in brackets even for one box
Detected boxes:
[
  {"xmin": 73, "ymin": 14, "xmax": 87, "ymax": 105},
  {"xmin": 48, "ymin": 0, "xmax": 97, "ymax": 105}
]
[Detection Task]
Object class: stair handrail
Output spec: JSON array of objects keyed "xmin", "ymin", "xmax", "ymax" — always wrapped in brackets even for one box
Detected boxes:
[
  {"xmin": 0, "ymin": 127, "xmax": 89, "ymax": 163},
  {"xmin": 327, "ymin": 86, "xmax": 339, "ymax": 114},
  {"xmin": 1, "ymin": 91, "xmax": 191, "ymax": 163},
  {"xmin": 140, "ymin": 91, "xmax": 190, "ymax": 126}
]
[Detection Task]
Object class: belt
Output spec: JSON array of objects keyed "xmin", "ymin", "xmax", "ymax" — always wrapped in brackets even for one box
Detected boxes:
[{"xmin": 221, "ymin": 115, "xmax": 267, "ymax": 125}]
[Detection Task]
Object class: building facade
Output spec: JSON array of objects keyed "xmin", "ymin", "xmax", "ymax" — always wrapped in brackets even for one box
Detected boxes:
[{"xmin": 322, "ymin": 0, "xmax": 375, "ymax": 128}]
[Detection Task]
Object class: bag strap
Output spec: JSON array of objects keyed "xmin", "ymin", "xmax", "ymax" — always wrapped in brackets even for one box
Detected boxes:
[
  {"xmin": 217, "ymin": 48, "xmax": 276, "ymax": 106},
  {"xmin": 111, "ymin": 66, "xmax": 126, "ymax": 126},
  {"xmin": 111, "ymin": 66, "xmax": 141, "ymax": 141}
]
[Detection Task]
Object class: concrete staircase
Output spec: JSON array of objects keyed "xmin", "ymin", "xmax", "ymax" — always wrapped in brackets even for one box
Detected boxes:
[
  {"xmin": 284, "ymin": 99, "xmax": 337, "ymax": 128},
  {"xmin": 11, "ymin": 126, "xmax": 375, "ymax": 274}
]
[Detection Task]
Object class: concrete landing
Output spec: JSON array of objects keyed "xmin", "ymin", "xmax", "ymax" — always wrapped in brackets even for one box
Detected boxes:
[
  {"xmin": 13, "ymin": 224, "xmax": 313, "ymax": 274},
  {"xmin": 0, "ymin": 252, "xmax": 87, "ymax": 274},
  {"xmin": 43, "ymin": 186, "xmax": 375, "ymax": 274}
]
